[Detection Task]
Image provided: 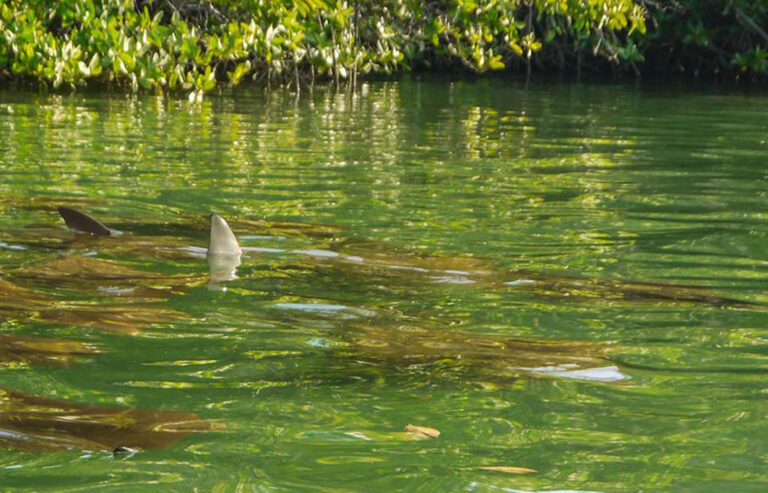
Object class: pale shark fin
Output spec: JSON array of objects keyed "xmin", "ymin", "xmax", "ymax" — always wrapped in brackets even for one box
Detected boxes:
[
  {"xmin": 208, "ymin": 214, "xmax": 241, "ymax": 287},
  {"xmin": 58, "ymin": 206, "xmax": 113, "ymax": 236},
  {"xmin": 208, "ymin": 214, "xmax": 241, "ymax": 256}
]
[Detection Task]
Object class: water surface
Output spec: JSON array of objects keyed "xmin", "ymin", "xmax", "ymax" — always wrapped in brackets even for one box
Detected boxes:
[{"xmin": 1, "ymin": 79, "xmax": 768, "ymax": 491}]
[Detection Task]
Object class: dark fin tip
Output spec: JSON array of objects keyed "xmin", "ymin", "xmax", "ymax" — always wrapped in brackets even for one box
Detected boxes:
[{"xmin": 58, "ymin": 206, "xmax": 112, "ymax": 236}]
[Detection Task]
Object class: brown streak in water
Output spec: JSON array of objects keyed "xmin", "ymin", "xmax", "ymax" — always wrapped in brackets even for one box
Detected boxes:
[
  {"xmin": 0, "ymin": 279, "xmax": 189, "ymax": 334},
  {"xmin": 229, "ymin": 217, "xmax": 343, "ymax": 239},
  {"xmin": 16, "ymin": 256, "xmax": 169, "ymax": 280},
  {"xmin": 0, "ymin": 334, "xmax": 99, "ymax": 368},
  {"xmin": 39, "ymin": 303, "xmax": 189, "ymax": 334},
  {"xmin": 334, "ymin": 323, "xmax": 618, "ymax": 381},
  {"xmin": 330, "ymin": 238, "xmax": 494, "ymax": 274},
  {"xmin": 0, "ymin": 279, "xmax": 50, "ymax": 312},
  {"xmin": 2, "ymin": 226, "xmax": 200, "ymax": 260},
  {"xmin": 508, "ymin": 270, "xmax": 762, "ymax": 308},
  {"xmin": 326, "ymin": 237, "xmax": 758, "ymax": 308},
  {"xmin": 11, "ymin": 256, "xmax": 205, "ymax": 299},
  {"xmin": 0, "ymin": 194, "xmax": 102, "ymax": 214},
  {"xmin": 0, "ymin": 387, "xmax": 210, "ymax": 452}
]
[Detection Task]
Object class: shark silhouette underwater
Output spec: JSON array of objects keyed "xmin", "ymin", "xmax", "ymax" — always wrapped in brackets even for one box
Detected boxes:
[
  {"xmin": 49, "ymin": 206, "xmax": 764, "ymax": 382},
  {"xmin": 0, "ymin": 335, "xmax": 211, "ymax": 452},
  {"xmin": 54, "ymin": 208, "xmax": 625, "ymax": 380},
  {"xmin": 54, "ymin": 207, "xmax": 499, "ymax": 284},
  {"xmin": 2, "ymin": 206, "xmax": 756, "ymax": 454},
  {"xmin": 54, "ymin": 206, "xmax": 760, "ymax": 308}
]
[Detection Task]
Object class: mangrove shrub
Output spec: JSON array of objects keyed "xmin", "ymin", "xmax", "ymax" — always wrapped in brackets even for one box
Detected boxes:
[
  {"xmin": 0, "ymin": 0, "xmax": 646, "ymax": 96},
  {"xmin": 4, "ymin": 1, "xmax": 767, "ymax": 95}
]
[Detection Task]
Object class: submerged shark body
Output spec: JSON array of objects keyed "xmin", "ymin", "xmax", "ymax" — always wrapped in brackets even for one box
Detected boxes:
[
  {"xmin": 50, "ymin": 206, "xmax": 763, "ymax": 308},
  {"xmin": 39, "ymin": 206, "xmax": 761, "ymax": 379}
]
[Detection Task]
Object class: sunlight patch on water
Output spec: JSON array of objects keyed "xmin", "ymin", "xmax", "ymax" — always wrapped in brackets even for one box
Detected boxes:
[{"xmin": 529, "ymin": 365, "xmax": 627, "ymax": 382}]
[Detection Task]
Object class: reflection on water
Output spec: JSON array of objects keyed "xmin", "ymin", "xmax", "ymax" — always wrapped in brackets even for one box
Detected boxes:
[
  {"xmin": 2, "ymin": 80, "xmax": 768, "ymax": 490},
  {"xmin": 208, "ymin": 253, "xmax": 241, "ymax": 285}
]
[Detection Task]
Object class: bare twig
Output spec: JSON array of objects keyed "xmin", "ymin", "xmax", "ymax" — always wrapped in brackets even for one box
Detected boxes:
[
  {"xmin": 526, "ymin": 0, "xmax": 534, "ymax": 81},
  {"xmin": 294, "ymin": 58, "xmax": 300, "ymax": 94},
  {"xmin": 331, "ymin": 28, "xmax": 340, "ymax": 90},
  {"xmin": 734, "ymin": 7, "xmax": 768, "ymax": 47}
]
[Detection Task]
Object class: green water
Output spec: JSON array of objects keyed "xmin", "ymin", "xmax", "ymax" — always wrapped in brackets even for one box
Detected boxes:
[{"xmin": 1, "ymin": 79, "xmax": 768, "ymax": 492}]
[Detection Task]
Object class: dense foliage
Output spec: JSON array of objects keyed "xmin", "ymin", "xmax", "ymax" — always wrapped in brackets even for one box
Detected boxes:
[
  {"xmin": 640, "ymin": 1, "xmax": 768, "ymax": 77},
  {"xmin": 0, "ymin": 0, "xmax": 766, "ymax": 96},
  {"xmin": 0, "ymin": 0, "xmax": 645, "ymax": 96}
]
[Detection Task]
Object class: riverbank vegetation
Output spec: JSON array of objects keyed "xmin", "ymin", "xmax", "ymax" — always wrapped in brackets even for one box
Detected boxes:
[{"xmin": 0, "ymin": 1, "xmax": 766, "ymax": 97}]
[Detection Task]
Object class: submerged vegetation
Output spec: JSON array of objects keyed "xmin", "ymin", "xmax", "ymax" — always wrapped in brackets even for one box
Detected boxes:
[{"xmin": 0, "ymin": 1, "xmax": 766, "ymax": 95}]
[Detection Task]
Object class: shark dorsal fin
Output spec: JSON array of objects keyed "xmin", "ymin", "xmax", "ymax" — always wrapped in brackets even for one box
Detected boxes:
[
  {"xmin": 208, "ymin": 214, "xmax": 241, "ymax": 256},
  {"xmin": 58, "ymin": 207, "xmax": 113, "ymax": 236}
]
